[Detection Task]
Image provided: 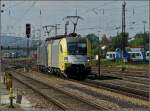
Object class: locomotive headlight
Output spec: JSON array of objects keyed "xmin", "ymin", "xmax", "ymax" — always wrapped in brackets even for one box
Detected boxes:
[
  {"xmin": 64, "ymin": 57, "xmax": 68, "ymax": 62},
  {"xmin": 87, "ymin": 57, "xmax": 90, "ymax": 62}
]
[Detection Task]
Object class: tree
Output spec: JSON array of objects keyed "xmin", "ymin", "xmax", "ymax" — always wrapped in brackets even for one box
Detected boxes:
[
  {"xmin": 100, "ymin": 34, "xmax": 110, "ymax": 45},
  {"xmin": 86, "ymin": 33, "xmax": 99, "ymax": 55},
  {"xmin": 134, "ymin": 32, "xmax": 149, "ymax": 43},
  {"xmin": 111, "ymin": 32, "xmax": 129, "ymax": 50},
  {"xmin": 129, "ymin": 32, "xmax": 149, "ymax": 51},
  {"xmin": 129, "ymin": 37, "xmax": 144, "ymax": 46}
]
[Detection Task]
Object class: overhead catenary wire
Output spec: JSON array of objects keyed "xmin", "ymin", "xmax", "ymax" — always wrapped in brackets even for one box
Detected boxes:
[
  {"xmin": 2, "ymin": 1, "xmax": 37, "ymax": 36},
  {"xmin": 81, "ymin": 2, "xmax": 148, "ymax": 24},
  {"xmin": 3, "ymin": 1, "xmax": 26, "ymax": 11},
  {"xmin": 81, "ymin": 2, "xmax": 148, "ymax": 35},
  {"xmin": 81, "ymin": 2, "xmax": 147, "ymax": 20},
  {"xmin": 11, "ymin": 1, "xmax": 36, "ymax": 28},
  {"xmin": 79, "ymin": 5, "xmax": 148, "ymax": 34},
  {"xmin": 2, "ymin": 1, "xmax": 149, "ymax": 37},
  {"xmin": 82, "ymin": 2, "xmax": 148, "ymax": 16}
]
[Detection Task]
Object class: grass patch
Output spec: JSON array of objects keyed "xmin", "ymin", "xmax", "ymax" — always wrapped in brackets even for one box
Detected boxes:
[{"xmin": 91, "ymin": 59, "xmax": 148, "ymax": 70}]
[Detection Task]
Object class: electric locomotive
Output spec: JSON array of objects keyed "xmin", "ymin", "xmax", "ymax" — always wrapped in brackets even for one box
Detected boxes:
[{"xmin": 37, "ymin": 33, "xmax": 92, "ymax": 79}]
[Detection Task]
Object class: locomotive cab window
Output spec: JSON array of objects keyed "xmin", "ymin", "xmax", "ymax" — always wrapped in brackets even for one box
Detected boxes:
[{"xmin": 67, "ymin": 42, "xmax": 87, "ymax": 55}]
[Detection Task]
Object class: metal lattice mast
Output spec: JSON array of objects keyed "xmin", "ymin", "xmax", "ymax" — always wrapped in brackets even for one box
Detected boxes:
[
  {"xmin": 0, "ymin": 0, "xmax": 1, "ymax": 69},
  {"xmin": 122, "ymin": 0, "xmax": 126, "ymax": 56}
]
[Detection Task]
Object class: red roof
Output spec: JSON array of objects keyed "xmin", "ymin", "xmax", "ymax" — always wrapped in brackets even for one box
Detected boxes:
[{"xmin": 128, "ymin": 46, "xmax": 144, "ymax": 48}]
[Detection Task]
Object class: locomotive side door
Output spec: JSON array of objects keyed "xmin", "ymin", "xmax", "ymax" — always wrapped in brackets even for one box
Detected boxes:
[
  {"xmin": 59, "ymin": 38, "xmax": 67, "ymax": 71},
  {"xmin": 47, "ymin": 42, "xmax": 52, "ymax": 67}
]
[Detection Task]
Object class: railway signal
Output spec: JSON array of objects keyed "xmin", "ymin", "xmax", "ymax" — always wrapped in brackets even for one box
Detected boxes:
[
  {"xmin": 25, "ymin": 24, "xmax": 31, "ymax": 72},
  {"xmin": 26, "ymin": 24, "xmax": 31, "ymax": 38}
]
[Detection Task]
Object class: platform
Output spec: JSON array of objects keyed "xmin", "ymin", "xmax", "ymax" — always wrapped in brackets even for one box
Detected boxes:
[{"xmin": 0, "ymin": 75, "xmax": 32, "ymax": 111}]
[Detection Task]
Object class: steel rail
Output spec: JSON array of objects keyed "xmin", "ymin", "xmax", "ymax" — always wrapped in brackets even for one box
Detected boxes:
[
  {"xmin": 70, "ymin": 79, "xmax": 148, "ymax": 101},
  {"xmin": 10, "ymin": 71, "xmax": 108, "ymax": 110}
]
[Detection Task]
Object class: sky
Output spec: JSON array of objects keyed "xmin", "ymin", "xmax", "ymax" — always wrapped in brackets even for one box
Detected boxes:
[{"xmin": 1, "ymin": 0, "xmax": 149, "ymax": 40}]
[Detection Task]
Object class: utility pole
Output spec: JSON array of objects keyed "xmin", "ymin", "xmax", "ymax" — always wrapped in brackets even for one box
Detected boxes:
[
  {"xmin": 55, "ymin": 24, "xmax": 60, "ymax": 36},
  {"xmin": 65, "ymin": 21, "xmax": 69, "ymax": 35},
  {"xmin": 39, "ymin": 9, "xmax": 42, "ymax": 46},
  {"xmin": 0, "ymin": 0, "xmax": 5, "ymax": 104},
  {"xmin": 149, "ymin": 0, "xmax": 150, "ymax": 104},
  {"xmin": 0, "ymin": 0, "xmax": 2, "ymax": 104},
  {"xmin": 122, "ymin": 0, "xmax": 126, "ymax": 57},
  {"xmin": 98, "ymin": 31, "xmax": 101, "ymax": 78},
  {"xmin": 142, "ymin": 21, "xmax": 147, "ymax": 59}
]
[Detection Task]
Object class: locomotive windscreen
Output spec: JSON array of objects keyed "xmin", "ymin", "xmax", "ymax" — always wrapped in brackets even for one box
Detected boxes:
[{"xmin": 67, "ymin": 42, "xmax": 87, "ymax": 55}]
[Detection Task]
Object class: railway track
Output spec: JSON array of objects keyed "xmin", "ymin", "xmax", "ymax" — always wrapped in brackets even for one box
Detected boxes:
[
  {"xmin": 3, "ymin": 62, "xmax": 149, "ymax": 99},
  {"xmin": 15, "ymin": 69, "xmax": 148, "ymax": 109},
  {"xmin": 5, "ymin": 62, "xmax": 148, "ymax": 100},
  {"xmin": 2, "ymin": 62, "xmax": 149, "ymax": 109},
  {"xmin": 91, "ymin": 67, "xmax": 149, "ymax": 85},
  {"xmin": 31, "ymin": 68, "xmax": 149, "ymax": 101},
  {"xmin": 71, "ymin": 79, "xmax": 148, "ymax": 101},
  {"xmin": 92, "ymin": 67, "xmax": 148, "ymax": 78},
  {"xmin": 13, "ymin": 79, "xmax": 60, "ymax": 109},
  {"xmin": 97, "ymin": 74, "xmax": 149, "ymax": 85},
  {"xmin": 92, "ymin": 66, "xmax": 148, "ymax": 73},
  {"xmin": 10, "ymin": 71, "xmax": 108, "ymax": 110}
]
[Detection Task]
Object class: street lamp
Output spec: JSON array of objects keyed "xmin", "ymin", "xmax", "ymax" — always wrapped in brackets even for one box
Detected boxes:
[
  {"xmin": 101, "ymin": 45, "xmax": 106, "ymax": 61},
  {"xmin": 98, "ymin": 44, "xmax": 106, "ymax": 79},
  {"xmin": 97, "ymin": 31, "xmax": 106, "ymax": 78},
  {"xmin": 101, "ymin": 45, "xmax": 106, "ymax": 50}
]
